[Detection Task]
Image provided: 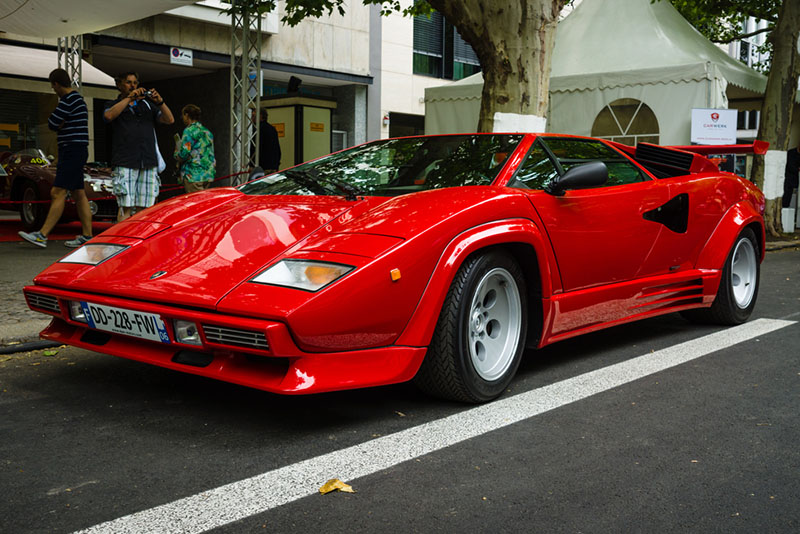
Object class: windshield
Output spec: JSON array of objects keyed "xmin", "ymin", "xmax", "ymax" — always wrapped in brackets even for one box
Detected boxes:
[
  {"xmin": 240, "ymin": 134, "xmax": 524, "ymax": 198},
  {"xmin": 15, "ymin": 148, "xmax": 52, "ymax": 163}
]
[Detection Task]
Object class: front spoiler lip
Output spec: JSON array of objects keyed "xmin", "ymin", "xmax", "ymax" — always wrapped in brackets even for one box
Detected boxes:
[{"xmin": 23, "ymin": 285, "xmax": 427, "ymax": 395}]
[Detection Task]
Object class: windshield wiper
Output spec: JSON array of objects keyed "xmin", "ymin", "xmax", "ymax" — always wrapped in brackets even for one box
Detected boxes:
[
  {"xmin": 281, "ymin": 169, "xmax": 336, "ymax": 196},
  {"xmin": 325, "ymin": 176, "xmax": 362, "ymax": 201}
]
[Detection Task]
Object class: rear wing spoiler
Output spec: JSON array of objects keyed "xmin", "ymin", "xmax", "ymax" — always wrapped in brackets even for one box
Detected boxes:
[{"xmin": 666, "ymin": 140, "xmax": 769, "ymax": 156}]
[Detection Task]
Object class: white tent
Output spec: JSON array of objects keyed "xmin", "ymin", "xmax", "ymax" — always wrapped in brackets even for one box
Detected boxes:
[{"xmin": 424, "ymin": 0, "xmax": 767, "ymax": 145}]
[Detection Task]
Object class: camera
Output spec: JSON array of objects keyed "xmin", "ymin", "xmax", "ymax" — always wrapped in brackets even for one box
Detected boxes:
[{"xmin": 144, "ymin": 90, "xmax": 153, "ymax": 97}]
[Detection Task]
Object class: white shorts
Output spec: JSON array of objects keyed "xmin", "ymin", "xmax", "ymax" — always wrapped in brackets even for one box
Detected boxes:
[{"xmin": 113, "ymin": 167, "xmax": 160, "ymax": 208}]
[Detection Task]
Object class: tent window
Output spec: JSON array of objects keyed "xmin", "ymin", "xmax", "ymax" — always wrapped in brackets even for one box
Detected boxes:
[{"xmin": 591, "ymin": 98, "xmax": 659, "ymax": 146}]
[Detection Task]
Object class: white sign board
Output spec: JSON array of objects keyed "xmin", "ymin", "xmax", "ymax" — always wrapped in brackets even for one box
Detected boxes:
[
  {"xmin": 170, "ymin": 47, "xmax": 193, "ymax": 67},
  {"xmin": 691, "ymin": 108, "xmax": 737, "ymax": 145}
]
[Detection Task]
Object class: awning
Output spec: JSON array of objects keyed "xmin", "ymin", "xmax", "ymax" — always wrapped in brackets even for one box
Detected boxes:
[
  {"xmin": 0, "ymin": 0, "xmax": 196, "ymax": 38},
  {"xmin": 0, "ymin": 43, "xmax": 115, "ymax": 87}
]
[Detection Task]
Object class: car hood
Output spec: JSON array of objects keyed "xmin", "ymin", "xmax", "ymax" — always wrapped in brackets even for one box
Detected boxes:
[{"xmin": 42, "ymin": 189, "xmax": 359, "ymax": 308}]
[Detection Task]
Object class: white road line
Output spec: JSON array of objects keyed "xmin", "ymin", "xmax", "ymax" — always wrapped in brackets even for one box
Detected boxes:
[{"xmin": 75, "ymin": 318, "xmax": 795, "ymax": 534}]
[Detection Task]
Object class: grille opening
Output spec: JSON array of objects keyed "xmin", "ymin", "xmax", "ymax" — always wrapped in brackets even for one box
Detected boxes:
[
  {"xmin": 203, "ymin": 325, "xmax": 269, "ymax": 351},
  {"xmin": 27, "ymin": 293, "xmax": 61, "ymax": 314},
  {"xmin": 634, "ymin": 143, "xmax": 695, "ymax": 178}
]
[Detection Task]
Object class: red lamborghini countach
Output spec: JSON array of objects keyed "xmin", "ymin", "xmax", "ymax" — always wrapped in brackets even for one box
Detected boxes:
[{"xmin": 23, "ymin": 134, "xmax": 766, "ymax": 402}]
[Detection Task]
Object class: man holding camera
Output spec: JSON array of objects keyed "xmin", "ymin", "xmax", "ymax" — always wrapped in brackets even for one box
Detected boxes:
[{"xmin": 104, "ymin": 71, "xmax": 174, "ymax": 221}]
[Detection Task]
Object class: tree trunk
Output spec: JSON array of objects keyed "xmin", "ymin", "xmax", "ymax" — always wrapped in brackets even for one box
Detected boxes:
[
  {"xmin": 430, "ymin": 0, "xmax": 566, "ymax": 133},
  {"xmin": 753, "ymin": 0, "xmax": 800, "ymax": 236}
]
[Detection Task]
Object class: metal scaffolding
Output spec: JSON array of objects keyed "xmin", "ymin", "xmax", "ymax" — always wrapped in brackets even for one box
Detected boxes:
[
  {"xmin": 57, "ymin": 36, "xmax": 83, "ymax": 89},
  {"xmin": 229, "ymin": 0, "xmax": 262, "ymax": 183}
]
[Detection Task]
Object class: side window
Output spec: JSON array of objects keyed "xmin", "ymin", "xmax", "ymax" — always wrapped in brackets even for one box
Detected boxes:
[
  {"xmin": 544, "ymin": 138, "xmax": 648, "ymax": 187},
  {"xmin": 512, "ymin": 141, "xmax": 559, "ymax": 190}
]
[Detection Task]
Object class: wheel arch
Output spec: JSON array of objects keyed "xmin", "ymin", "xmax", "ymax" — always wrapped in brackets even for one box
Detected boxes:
[
  {"xmin": 395, "ymin": 218, "xmax": 553, "ymax": 350},
  {"xmin": 695, "ymin": 201, "xmax": 765, "ymax": 270},
  {"xmin": 10, "ymin": 171, "xmax": 48, "ymax": 201}
]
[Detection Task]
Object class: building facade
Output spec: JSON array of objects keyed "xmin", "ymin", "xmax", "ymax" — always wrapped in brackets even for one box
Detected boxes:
[{"xmin": 0, "ymin": 1, "xmax": 376, "ymax": 183}]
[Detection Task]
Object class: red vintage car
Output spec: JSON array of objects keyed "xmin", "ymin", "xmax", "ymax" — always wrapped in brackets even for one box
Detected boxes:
[
  {"xmin": 23, "ymin": 134, "xmax": 766, "ymax": 402},
  {"xmin": 0, "ymin": 148, "xmax": 118, "ymax": 230}
]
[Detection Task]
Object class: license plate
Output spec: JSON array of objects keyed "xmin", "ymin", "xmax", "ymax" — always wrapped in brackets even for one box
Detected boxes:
[{"xmin": 81, "ymin": 302, "xmax": 170, "ymax": 344}]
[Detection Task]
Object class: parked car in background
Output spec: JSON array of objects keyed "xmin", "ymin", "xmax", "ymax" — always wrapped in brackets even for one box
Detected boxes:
[
  {"xmin": 0, "ymin": 148, "xmax": 117, "ymax": 230},
  {"xmin": 23, "ymin": 134, "xmax": 766, "ymax": 403}
]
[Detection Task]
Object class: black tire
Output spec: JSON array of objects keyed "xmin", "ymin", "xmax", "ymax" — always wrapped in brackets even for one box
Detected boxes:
[
  {"xmin": 415, "ymin": 250, "xmax": 528, "ymax": 403},
  {"xmin": 18, "ymin": 179, "xmax": 47, "ymax": 232},
  {"xmin": 681, "ymin": 227, "xmax": 760, "ymax": 325}
]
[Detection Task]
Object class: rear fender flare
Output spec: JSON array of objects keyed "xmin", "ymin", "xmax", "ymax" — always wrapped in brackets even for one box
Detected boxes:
[
  {"xmin": 395, "ymin": 218, "xmax": 555, "ymax": 348},
  {"xmin": 695, "ymin": 201, "xmax": 765, "ymax": 270}
]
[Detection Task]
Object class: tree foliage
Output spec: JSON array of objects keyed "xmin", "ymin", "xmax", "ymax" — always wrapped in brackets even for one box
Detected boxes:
[
  {"xmin": 668, "ymin": 0, "xmax": 780, "ymax": 40},
  {"xmin": 666, "ymin": 0, "xmax": 781, "ymax": 71},
  {"xmin": 224, "ymin": 0, "xmax": 433, "ymax": 24}
]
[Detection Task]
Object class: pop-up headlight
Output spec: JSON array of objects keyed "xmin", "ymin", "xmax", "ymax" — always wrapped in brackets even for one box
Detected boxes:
[
  {"xmin": 59, "ymin": 244, "xmax": 128, "ymax": 265},
  {"xmin": 251, "ymin": 259, "xmax": 354, "ymax": 292}
]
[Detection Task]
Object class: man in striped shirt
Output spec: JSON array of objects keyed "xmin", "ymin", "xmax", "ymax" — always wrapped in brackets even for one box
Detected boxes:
[{"xmin": 19, "ymin": 68, "xmax": 93, "ymax": 248}]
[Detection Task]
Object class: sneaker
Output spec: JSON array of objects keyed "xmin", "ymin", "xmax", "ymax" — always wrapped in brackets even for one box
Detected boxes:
[
  {"xmin": 19, "ymin": 230, "xmax": 47, "ymax": 248},
  {"xmin": 65, "ymin": 234, "xmax": 91, "ymax": 248}
]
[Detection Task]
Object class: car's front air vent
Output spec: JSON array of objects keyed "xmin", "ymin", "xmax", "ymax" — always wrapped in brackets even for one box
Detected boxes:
[
  {"xmin": 26, "ymin": 293, "xmax": 60, "ymax": 314},
  {"xmin": 203, "ymin": 325, "xmax": 269, "ymax": 351}
]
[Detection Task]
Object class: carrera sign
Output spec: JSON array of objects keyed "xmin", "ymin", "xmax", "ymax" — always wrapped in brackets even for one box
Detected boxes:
[{"xmin": 691, "ymin": 108, "xmax": 737, "ymax": 145}]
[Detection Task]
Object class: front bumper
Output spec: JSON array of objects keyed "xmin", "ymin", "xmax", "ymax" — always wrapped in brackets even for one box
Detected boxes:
[{"xmin": 23, "ymin": 285, "xmax": 426, "ymax": 395}]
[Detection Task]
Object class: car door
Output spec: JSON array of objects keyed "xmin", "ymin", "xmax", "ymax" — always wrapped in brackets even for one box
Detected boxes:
[
  {"xmin": 510, "ymin": 137, "xmax": 670, "ymax": 292},
  {"xmin": 637, "ymin": 173, "xmax": 745, "ymax": 275}
]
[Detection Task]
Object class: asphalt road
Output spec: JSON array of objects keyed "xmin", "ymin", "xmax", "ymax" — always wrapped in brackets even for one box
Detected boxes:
[{"xmin": 1, "ymin": 245, "xmax": 798, "ymax": 534}]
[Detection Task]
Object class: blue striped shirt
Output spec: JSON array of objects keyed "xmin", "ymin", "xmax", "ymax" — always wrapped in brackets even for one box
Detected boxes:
[{"xmin": 48, "ymin": 91, "xmax": 89, "ymax": 146}]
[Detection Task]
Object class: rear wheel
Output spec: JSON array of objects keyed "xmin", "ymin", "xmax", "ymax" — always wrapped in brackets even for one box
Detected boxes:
[
  {"xmin": 19, "ymin": 179, "xmax": 46, "ymax": 231},
  {"xmin": 681, "ymin": 227, "xmax": 760, "ymax": 325},
  {"xmin": 415, "ymin": 250, "xmax": 527, "ymax": 403}
]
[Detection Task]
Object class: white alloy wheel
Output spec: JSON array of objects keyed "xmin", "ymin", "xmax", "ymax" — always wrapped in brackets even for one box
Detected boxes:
[
  {"xmin": 730, "ymin": 236, "xmax": 757, "ymax": 309},
  {"xmin": 468, "ymin": 267, "xmax": 523, "ymax": 381}
]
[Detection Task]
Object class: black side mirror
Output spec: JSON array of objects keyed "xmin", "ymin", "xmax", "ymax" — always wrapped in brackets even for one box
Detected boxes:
[{"xmin": 546, "ymin": 161, "xmax": 608, "ymax": 196}]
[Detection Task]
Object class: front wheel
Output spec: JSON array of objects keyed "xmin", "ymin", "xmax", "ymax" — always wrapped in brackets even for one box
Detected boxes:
[
  {"xmin": 415, "ymin": 250, "xmax": 528, "ymax": 403},
  {"xmin": 681, "ymin": 227, "xmax": 760, "ymax": 325},
  {"xmin": 19, "ymin": 179, "xmax": 47, "ymax": 231}
]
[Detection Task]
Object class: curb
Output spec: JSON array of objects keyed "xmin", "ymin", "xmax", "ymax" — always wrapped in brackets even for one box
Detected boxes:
[
  {"xmin": 766, "ymin": 240, "xmax": 800, "ymax": 251},
  {"xmin": 0, "ymin": 340, "xmax": 62, "ymax": 355}
]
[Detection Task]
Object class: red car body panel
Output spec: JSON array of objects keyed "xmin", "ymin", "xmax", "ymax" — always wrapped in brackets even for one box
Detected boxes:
[{"xmin": 23, "ymin": 133, "xmax": 766, "ymax": 396}]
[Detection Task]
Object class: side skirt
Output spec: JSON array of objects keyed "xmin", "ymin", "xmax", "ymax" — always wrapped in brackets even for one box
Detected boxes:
[{"xmin": 540, "ymin": 269, "xmax": 721, "ymax": 346}]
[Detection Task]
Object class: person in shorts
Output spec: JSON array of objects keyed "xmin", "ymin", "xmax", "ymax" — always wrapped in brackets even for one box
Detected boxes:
[
  {"xmin": 103, "ymin": 71, "xmax": 174, "ymax": 221},
  {"xmin": 19, "ymin": 68, "xmax": 93, "ymax": 248}
]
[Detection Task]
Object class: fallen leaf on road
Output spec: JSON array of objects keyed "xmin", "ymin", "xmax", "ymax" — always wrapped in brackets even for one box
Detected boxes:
[
  {"xmin": 43, "ymin": 350, "xmax": 58, "ymax": 356},
  {"xmin": 319, "ymin": 479, "xmax": 355, "ymax": 494},
  {"xmin": 395, "ymin": 411, "xmax": 406, "ymax": 417}
]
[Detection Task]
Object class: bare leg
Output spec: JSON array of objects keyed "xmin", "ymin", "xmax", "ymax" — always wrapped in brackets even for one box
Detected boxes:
[
  {"xmin": 72, "ymin": 189, "xmax": 93, "ymax": 237},
  {"xmin": 118, "ymin": 206, "xmax": 134, "ymax": 222},
  {"xmin": 39, "ymin": 187, "xmax": 68, "ymax": 237}
]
